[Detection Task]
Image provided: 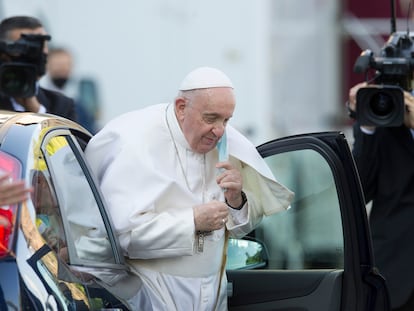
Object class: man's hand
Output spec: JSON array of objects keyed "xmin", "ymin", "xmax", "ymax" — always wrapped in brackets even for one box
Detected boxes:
[
  {"xmin": 0, "ymin": 174, "xmax": 32, "ymax": 206},
  {"xmin": 348, "ymin": 82, "xmax": 368, "ymax": 112},
  {"xmin": 15, "ymin": 96, "xmax": 41, "ymax": 113},
  {"xmin": 216, "ymin": 161, "xmax": 244, "ymax": 208},
  {"xmin": 0, "ymin": 215, "xmax": 10, "ymax": 227},
  {"xmin": 193, "ymin": 201, "xmax": 229, "ymax": 232},
  {"xmin": 349, "ymin": 82, "xmax": 376, "ymax": 131},
  {"xmin": 404, "ymin": 90, "xmax": 414, "ymax": 129}
]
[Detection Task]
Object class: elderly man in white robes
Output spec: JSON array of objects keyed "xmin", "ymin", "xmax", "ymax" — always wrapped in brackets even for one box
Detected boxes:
[{"xmin": 84, "ymin": 67, "xmax": 294, "ymax": 311}]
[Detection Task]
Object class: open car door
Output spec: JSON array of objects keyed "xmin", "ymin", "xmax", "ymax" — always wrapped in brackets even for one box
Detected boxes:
[{"xmin": 226, "ymin": 131, "xmax": 390, "ymax": 311}]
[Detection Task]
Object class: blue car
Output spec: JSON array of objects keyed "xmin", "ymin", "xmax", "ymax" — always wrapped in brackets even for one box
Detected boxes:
[{"xmin": 0, "ymin": 111, "xmax": 390, "ymax": 310}]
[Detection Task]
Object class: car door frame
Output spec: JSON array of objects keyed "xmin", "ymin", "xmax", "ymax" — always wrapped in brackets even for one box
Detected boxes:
[
  {"xmin": 30, "ymin": 126, "xmax": 134, "ymax": 309},
  {"xmin": 226, "ymin": 131, "xmax": 390, "ymax": 311}
]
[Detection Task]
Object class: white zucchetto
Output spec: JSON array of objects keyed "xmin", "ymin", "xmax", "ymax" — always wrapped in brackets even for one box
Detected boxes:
[{"xmin": 179, "ymin": 67, "xmax": 234, "ymax": 91}]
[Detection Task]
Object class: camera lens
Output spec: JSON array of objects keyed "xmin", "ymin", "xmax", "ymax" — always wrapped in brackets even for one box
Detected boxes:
[
  {"xmin": 0, "ymin": 64, "xmax": 36, "ymax": 97},
  {"xmin": 369, "ymin": 92, "xmax": 395, "ymax": 117},
  {"xmin": 356, "ymin": 86, "xmax": 404, "ymax": 127},
  {"xmin": 1, "ymin": 68, "xmax": 30, "ymax": 94}
]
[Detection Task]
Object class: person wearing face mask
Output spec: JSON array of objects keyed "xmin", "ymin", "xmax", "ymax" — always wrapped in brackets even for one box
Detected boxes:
[
  {"xmin": 85, "ymin": 67, "xmax": 294, "ymax": 310},
  {"xmin": 43, "ymin": 48, "xmax": 74, "ymax": 90},
  {"xmin": 40, "ymin": 47, "xmax": 100, "ymax": 133},
  {"xmin": 0, "ymin": 16, "xmax": 77, "ymax": 121}
]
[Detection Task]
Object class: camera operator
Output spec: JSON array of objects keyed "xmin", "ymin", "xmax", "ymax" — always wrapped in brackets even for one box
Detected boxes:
[
  {"xmin": 0, "ymin": 16, "xmax": 77, "ymax": 121},
  {"xmin": 348, "ymin": 82, "xmax": 414, "ymax": 311},
  {"xmin": 0, "ymin": 16, "xmax": 76, "ymax": 227}
]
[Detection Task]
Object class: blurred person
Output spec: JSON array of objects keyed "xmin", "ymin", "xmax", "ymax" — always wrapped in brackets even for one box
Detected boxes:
[
  {"xmin": 348, "ymin": 82, "xmax": 414, "ymax": 311},
  {"xmin": 0, "ymin": 16, "xmax": 77, "ymax": 121},
  {"xmin": 85, "ymin": 67, "xmax": 294, "ymax": 310},
  {"xmin": 41, "ymin": 47, "xmax": 100, "ymax": 133}
]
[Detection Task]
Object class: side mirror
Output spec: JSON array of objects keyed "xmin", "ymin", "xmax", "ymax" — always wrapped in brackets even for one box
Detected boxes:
[{"xmin": 226, "ymin": 237, "xmax": 268, "ymax": 270}]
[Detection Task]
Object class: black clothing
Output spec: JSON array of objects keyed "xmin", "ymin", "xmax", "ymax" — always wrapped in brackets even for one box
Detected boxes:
[
  {"xmin": 352, "ymin": 123, "xmax": 414, "ymax": 309},
  {"xmin": 0, "ymin": 87, "xmax": 77, "ymax": 121}
]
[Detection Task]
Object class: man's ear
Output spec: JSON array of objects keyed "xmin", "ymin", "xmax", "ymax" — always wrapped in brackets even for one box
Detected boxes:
[{"xmin": 174, "ymin": 96, "xmax": 186, "ymax": 118}]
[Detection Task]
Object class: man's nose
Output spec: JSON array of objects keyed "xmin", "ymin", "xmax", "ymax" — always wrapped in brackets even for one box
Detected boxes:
[{"xmin": 212, "ymin": 123, "xmax": 225, "ymax": 137}]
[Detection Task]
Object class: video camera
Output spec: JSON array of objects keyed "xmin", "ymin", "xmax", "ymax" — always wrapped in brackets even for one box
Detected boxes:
[
  {"xmin": 0, "ymin": 33, "xmax": 50, "ymax": 98},
  {"xmin": 353, "ymin": 0, "xmax": 414, "ymax": 127}
]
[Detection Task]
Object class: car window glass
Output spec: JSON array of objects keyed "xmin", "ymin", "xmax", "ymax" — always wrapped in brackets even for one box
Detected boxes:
[
  {"xmin": 38, "ymin": 135, "xmax": 116, "ymax": 265},
  {"xmin": 227, "ymin": 148, "xmax": 344, "ymax": 270},
  {"xmin": 21, "ymin": 203, "xmax": 93, "ymax": 309},
  {"xmin": 32, "ymin": 169, "xmax": 68, "ymax": 261}
]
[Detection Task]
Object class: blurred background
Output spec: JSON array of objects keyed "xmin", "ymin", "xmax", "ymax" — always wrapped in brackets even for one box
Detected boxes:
[{"xmin": 0, "ymin": 0, "xmax": 411, "ymax": 144}]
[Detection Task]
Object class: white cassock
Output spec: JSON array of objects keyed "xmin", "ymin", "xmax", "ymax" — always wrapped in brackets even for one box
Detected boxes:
[{"xmin": 85, "ymin": 103, "xmax": 294, "ymax": 311}]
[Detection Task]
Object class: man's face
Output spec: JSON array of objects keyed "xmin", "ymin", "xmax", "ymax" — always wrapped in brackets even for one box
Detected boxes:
[
  {"xmin": 175, "ymin": 87, "xmax": 235, "ymax": 154},
  {"xmin": 47, "ymin": 52, "xmax": 72, "ymax": 79}
]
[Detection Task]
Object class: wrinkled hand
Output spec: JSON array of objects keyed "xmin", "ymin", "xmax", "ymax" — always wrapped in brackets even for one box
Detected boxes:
[
  {"xmin": 0, "ymin": 175, "xmax": 32, "ymax": 206},
  {"xmin": 216, "ymin": 161, "xmax": 243, "ymax": 207},
  {"xmin": 193, "ymin": 201, "xmax": 229, "ymax": 232}
]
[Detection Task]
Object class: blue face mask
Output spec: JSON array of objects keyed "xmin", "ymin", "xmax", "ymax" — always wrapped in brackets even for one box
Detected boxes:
[
  {"xmin": 216, "ymin": 131, "xmax": 228, "ymax": 192},
  {"xmin": 216, "ymin": 131, "xmax": 228, "ymax": 163}
]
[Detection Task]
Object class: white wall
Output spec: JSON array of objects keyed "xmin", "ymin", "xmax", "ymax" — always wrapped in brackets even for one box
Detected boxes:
[{"xmin": 1, "ymin": 0, "xmax": 342, "ymax": 144}]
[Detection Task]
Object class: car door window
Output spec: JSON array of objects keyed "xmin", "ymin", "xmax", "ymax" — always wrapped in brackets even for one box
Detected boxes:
[
  {"xmin": 36, "ymin": 134, "xmax": 116, "ymax": 265},
  {"xmin": 226, "ymin": 133, "xmax": 390, "ymax": 311},
  {"xmin": 26, "ymin": 128, "xmax": 131, "ymax": 311},
  {"xmin": 32, "ymin": 169, "xmax": 68, "ymax": 262},
  {"xmin": 227, "ymin": 148, "xmax": 344, "ymax": 270}
]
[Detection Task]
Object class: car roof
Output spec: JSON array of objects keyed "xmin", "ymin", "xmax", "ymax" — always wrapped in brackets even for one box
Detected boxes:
[
  {"xmin": 0, "ymin": 111, "xmax": 89, "ymax": 140},
  {"xmin": 0, "ymin": 111, "xmax": 84, "ymax": 128}
]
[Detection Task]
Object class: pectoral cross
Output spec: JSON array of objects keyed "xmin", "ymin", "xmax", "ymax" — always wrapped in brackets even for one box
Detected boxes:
[
  {"xmin": 197, "ymin": 231, "xmax": 212, "ymax": 252},
  {"xmin": 197, "ymin": 231, "xmax": 205, "ymax": 252}
]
